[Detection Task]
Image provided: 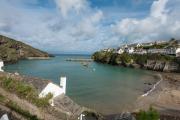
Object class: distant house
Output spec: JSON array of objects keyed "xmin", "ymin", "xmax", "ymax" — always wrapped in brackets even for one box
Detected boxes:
[
  {"xmin": 102, "ymin": 48, "xmax": 112, "ymax": 52},
  {"xmin": 176, "ymin": 49, "xmax": 180, "ymax": 57},
  {"xmin": 125, "ymin": 47, "xmax": 134, "ymax": 54},
  {"xmin": 148, "ymin": 49, "xmax": 167, "ymax": 54},
  {"xmin": 116, "ymin": 48, "xmax": 124, "ymax": 54},
  {"xmin": 136, "ymin": 43, "xmax": 143, "ymax": 48},
  {"xmin": 133, "ymin": 49, "xmax": 147, "ymax": 55},
  {"xmin": 155, "ymin": 40, "xmax": 167, "ymax": 45},
  {"xmin": 0, "ymin": 60, "xmax": 4, "ymax": 72}
]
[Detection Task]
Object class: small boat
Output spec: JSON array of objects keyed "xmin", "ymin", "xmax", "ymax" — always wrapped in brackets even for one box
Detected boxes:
[{"xmin": 82, "ymin": 62, "xmax": 89, "ymax": 67}]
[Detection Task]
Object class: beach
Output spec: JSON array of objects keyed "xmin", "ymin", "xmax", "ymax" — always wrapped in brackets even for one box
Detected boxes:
[{"xmin": 134, "ymin": 73, "xmax": 180, "ymax": 118}]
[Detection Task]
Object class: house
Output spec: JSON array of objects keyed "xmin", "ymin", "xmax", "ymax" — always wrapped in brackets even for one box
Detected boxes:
[
  {"xmin": 147, "ymin": 49, "xmax": 167, "ymax": 54},
  {"xmin": 176, "ymin": 48, "xmax": 180, "ymax": 57},
  {"xmin": 133, "ymin": 49, "xmax": 147, "ymax": 55},
  {"xmin": 142, "ymin": 42, "xmax": 154, "ymax": 47},
  {"xmin": 155, "ymin": 40, "xmax": 167, "ymax": 45},
  {"xmin": 125, "ymin": 47, "xmax": 134, "ymax": 54},
  {"xmin": 102, "ymin": 48, "xmax": 113, "ymax": 52},
  {"xmin": 0, "ymin": 60, "xmax": 4, "ymax": 72},
  {"xmin": 0, "ymin": 114, "xmax": 9, "ymax": 120},
  {"xmin": 116, "ymin": 48, "xmax": 124, "ymax": 54},
  {"xmin": 39, "ymin": 77, "xmax": 66, "ymax": 106},
  {"xmin": 136, "ymin": 43, "xmax": 143, "ymax": 48}
]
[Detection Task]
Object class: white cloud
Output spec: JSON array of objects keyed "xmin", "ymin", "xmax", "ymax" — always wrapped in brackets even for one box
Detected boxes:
[
  {"xmin": 0, "ymin": 0, "xmax": 104, "ymax": 53},
  {"xmin": 0, "ymin": 0, "xmax": 180, "ymax": 53},
  {"xmin": 112, "ymin": 0, "xmax": 180, "ymax": 44},
  {"xmin": 55, "ymin": 0, "xmax": 87, "ymax": 17}
]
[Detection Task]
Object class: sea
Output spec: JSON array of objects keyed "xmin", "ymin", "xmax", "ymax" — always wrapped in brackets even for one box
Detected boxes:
[{"xmin": 4, "ymin": 54, "xmax": 158, "ymax": 114}]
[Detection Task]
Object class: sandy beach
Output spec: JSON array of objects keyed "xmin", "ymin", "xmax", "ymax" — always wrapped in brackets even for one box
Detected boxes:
[{"xmin": 134, "ymin": 73, "xmax": 180, "ymax": 119}]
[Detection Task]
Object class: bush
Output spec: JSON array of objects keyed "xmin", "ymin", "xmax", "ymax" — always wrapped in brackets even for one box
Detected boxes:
[
  {"xmin": 136, "ymin": 107, "xmax": 160, "ymax": 120},
  {"xmin": 120, "ymin": 53, "xmax": 132, "ymax": 64}
]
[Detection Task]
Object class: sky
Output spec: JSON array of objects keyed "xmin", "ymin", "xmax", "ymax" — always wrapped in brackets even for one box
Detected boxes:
[{"xmin": 0, "ymin": 0, "xmax": 180, "ymax": 54}]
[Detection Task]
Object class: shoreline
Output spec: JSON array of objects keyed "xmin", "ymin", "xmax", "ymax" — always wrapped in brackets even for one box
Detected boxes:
[{"xmin": 141, "ymin": 74, "xmax": 163, "ymax": 97}]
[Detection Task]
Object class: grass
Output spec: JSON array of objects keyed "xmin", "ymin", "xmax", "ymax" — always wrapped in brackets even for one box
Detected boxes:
[
  {"xmin": 0, "ymin": 94, "xmax": 6, "ymax": 103},
  {"xmin": 6, "ymin": 101, "xmax": 39, "ymax": 120},
  {"xmin": 0, "ymin": 77, "xmax": 53, "ymax": 108}
]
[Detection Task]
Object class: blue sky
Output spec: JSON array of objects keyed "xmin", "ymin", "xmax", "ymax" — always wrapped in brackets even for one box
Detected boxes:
[{"xmin": 0, "ymin": 0, "xmax": 180, "ymax": 54}]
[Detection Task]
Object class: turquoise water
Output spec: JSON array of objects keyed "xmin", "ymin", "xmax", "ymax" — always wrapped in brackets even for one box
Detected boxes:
[{"xmin": 4, "ymin": 55, "xmax": 157, "ymax": 114}]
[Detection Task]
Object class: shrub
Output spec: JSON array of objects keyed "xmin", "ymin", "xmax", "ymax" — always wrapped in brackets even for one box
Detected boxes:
[{"xmin": 136, "ymin": 107, "xmax": 160, "ymax": 120}]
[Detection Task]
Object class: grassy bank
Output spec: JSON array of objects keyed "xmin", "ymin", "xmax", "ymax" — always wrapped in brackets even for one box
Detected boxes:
[{"xmin": 0, "ymin": 76, "xmax": 52, "ymax": 108}]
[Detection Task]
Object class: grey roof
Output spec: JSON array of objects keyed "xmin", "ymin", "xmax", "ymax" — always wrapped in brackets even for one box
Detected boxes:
[{"xmin": 21, "ymin": 75, "xmax": 51, "ymax": 93}]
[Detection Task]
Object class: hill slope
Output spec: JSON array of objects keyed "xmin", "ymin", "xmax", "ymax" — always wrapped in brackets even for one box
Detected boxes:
[{"xmin": 0, "ymin": 35, "xmax": 51, "ymax": 63}]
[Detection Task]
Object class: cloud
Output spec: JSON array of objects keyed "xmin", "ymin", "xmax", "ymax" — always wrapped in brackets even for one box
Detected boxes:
[
  {"xmin": 112, "ymin": 0, "xmax": 180, "ymax": 44},
  {"xmin": 0, "ymin": 0, "xmax": 180, "ymax": 53},
  {"xmin": 0, "ymin": 0, "xmax": 104, "ymax": 53},
  {"xmin": 55, "ymin": 0, "xmax": 87, "ymax": 17}
]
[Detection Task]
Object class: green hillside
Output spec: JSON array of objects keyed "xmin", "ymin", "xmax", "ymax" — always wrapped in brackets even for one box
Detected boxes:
[{"xmin": 0, "ymin": 35, "xmax": 51, "ymax": 63}]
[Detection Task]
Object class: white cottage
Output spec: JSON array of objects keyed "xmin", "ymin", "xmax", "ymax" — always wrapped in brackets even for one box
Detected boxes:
[
  {"xmin": 125, "ymin": 47, "xmax": 134, "ymax": 54},
  {"xmin": 117, "ymin": 48, "xmax": 124, "ymax": 54},
  {"xmin": 0, "ymin": 60, "xmax": 4, "ymax": 72},
  {"xmin": 39, "ymin": 77, "xmax": 66, "ymax": 106},
  {"xmin": 176, "ymin": 48, "xmax": 180, "ymax": 57}
]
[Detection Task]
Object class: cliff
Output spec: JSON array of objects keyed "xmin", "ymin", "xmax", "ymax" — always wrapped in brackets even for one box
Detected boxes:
[
  {"xmin": 92, "ymin": 51, "xmax": 180, "ymax": 73},
  {"xmin": 0, "ymin": 35, "xmax": 52, "ymax": 64}
]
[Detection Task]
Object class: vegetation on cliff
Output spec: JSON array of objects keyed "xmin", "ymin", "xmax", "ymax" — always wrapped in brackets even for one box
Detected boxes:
[
  {"xmin": 93, "ymin": 51, "xmax": 177, "ymax": 64},
  {"xmin": 0, "ymin": 35, "xmax": 52, "ymax": 63},
  {"xmin": 92, "ymin": 51, "xmax": 180, "ymax": 72}
]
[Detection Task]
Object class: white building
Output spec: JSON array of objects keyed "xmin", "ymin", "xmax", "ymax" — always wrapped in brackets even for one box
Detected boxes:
[
  {"xmin": 0, "ymin": 114, "xmax": 9, "ymax": 120},
  {"xmin": 133, "ymin": 49, "xmax": 147, "ymax": 55},
  {"xmin": 0, "ymin": 60, "xmax": 4, "ymax": 72},
  {"xmin": 39, "ymin": 77, "xmax": 66, "ymax": 106},
  {"xmin": 117, "ymin": 48, "xmax": 124, "ymax": 54},
  {"xmin": 176, "ymin": 48, "xmax": 180, "ymax": 57},
  {"xmin": 102, "ymin": 48, "xmax": 112, "ymax": 52},
  {"xmin": 125, "ymin": 47, "xmax": 134, "ymax": 54},
  {"xmin": 136, "ymin": 43, "xmax": 142, "ymax": 48},
  {"xmin": 148, "ymin": 49, "xmax": 167, "ymax": 54}
]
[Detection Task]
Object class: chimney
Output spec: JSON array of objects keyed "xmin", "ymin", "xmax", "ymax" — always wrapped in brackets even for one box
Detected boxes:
[{"xmin": 60, "ymin": 76, "xmax": 66, "ymax": 94}]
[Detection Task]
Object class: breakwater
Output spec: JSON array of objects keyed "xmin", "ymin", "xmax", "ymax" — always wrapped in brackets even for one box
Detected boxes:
[{"xmin": 66, "ymin": 58, "xmax": 93, "ymax": 62}]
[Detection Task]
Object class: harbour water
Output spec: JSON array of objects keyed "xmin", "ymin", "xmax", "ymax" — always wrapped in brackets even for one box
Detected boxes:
[{"xmin": 4, "ymin": 55, "xmax": 158, "ymax": 114}]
